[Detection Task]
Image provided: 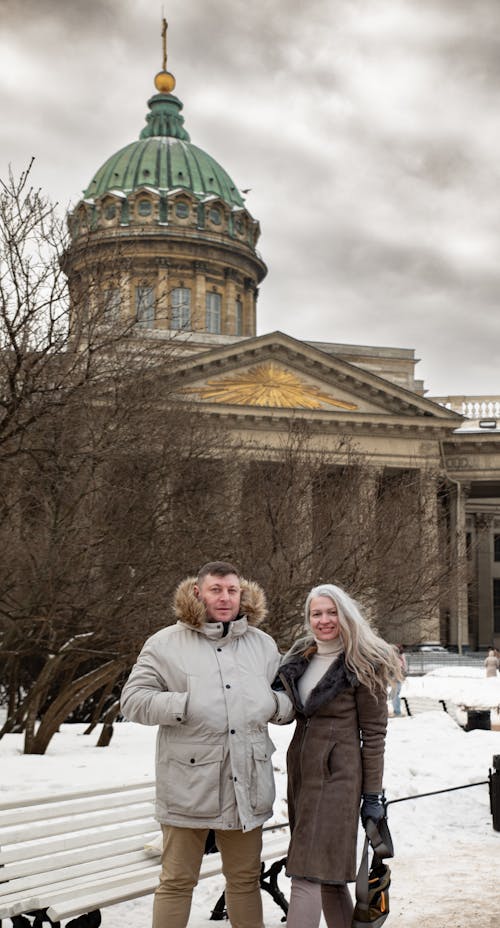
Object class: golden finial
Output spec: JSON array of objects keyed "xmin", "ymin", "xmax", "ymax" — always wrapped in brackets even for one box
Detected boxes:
[{"xmin": 154, "ymin": 16, "xmax": 176, "ymax": 93}]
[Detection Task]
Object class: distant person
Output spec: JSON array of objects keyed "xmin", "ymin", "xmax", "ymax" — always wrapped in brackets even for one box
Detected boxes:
[
  {"xmin": 390, "ymin": 644, "xmax": 407, "ymax": 715},
  {"xmin": 272, "ymin": 583, "xmax": 401, "ymax": 928},
  {"xmin": 121, "ymin": 560, "xmax": 292, "ymax": 928},
  {"xmin": 484, "ymin": 649, "xmax": 499, "ymax": 678}
]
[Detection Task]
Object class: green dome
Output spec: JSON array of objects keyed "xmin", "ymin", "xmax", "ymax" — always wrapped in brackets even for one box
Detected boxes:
[{"xmin": 83, "ymin": 92, "xmax": 245, "ymax": 208}]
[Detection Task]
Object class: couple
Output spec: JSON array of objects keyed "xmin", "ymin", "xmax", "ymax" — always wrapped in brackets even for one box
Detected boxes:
[{"xmin": 121, "ymin": 561, "xmax": 401, "ymax": 928}]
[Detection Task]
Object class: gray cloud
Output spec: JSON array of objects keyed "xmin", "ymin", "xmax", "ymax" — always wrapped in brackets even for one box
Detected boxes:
[{"xmin": 1, "ymin": 0, "xmax": 500, "ymax": 395}]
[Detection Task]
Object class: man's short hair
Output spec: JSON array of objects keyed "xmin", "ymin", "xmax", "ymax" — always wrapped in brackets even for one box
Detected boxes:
[{"xmin": 197, "ymin": 561, "xmax": 241, "ymax": 584}]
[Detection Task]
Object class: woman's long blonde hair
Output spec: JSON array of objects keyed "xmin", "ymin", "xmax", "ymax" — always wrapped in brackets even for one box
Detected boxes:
[{"xmin": 304, "ymin": 584, "xmax": 402, "ymax": 694}]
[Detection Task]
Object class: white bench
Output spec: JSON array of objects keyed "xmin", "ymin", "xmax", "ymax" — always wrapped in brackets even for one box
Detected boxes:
[
  {"xmin": 400, "ymin": 695, "xmax": 463, "ymax": 725},
  {"xmin": 0, "ymin": 782, "xmax": 289, "ymax": 926}
]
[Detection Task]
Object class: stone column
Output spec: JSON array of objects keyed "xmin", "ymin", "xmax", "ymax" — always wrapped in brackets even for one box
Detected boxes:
[
  {"xmin": 224, "ymin": 270, "xmax": 237, "ymax": 335},
  {"xmin": 243, "ymin": 278, "xmax": 256, "ymax": 336},
  {"xmin": 447, "ymin": 482, "xmax": 470, "ymax": 652},
  {"xmin": 193, "ymin": 262, "xmax": 207, "ymax": 332},
  {"xmin": 357, "ymin": 467, "xmax": 380, "ymax": 625},
  {"xmin": 419, "ymin": 473, "xmax": 442, "ymax": 643},
  {"xmin": 475, "ymin": 512, "xmax": 494, "ymax": 649},
  {"xmin": 297, "ymin": 478, "xmax": 313, "ymax": 583},
  {"xmin": 156, "ymin": 259, "xmax": 169, "ymax": 329}
]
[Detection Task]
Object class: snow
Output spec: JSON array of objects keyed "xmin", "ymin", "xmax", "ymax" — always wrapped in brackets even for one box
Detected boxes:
[{"xmin": 1, "ymin": 670, "xmax": 499, "ymax": 928}]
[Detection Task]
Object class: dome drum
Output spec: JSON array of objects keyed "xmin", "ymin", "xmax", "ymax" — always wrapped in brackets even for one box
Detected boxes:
[
  {"xmin": 66, "ymin": 74, "xmax": 266, "ymax": 341},
  {"xmin": 72, "ymin": 189, "xmax": 260, "ymax": 252}
]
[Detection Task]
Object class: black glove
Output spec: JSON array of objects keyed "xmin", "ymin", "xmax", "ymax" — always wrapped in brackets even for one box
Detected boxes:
[{"xmin": 360, "ymin": 792, "xmax": 385, "ymax": 826}]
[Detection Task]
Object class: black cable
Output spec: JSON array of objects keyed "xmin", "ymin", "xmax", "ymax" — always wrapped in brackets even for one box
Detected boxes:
[{"xmin": 386, "ymin": 780, "xmax": 488, "ymax": 806}]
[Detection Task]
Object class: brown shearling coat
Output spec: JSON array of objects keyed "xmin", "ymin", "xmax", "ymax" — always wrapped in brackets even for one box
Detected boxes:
[{"xmin": 277, "ymin": 645, "xmax": 388, "ymax": 883}]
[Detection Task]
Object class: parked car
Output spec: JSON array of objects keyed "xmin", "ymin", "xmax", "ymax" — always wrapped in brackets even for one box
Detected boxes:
[{"xmin": 413, "ymin": 644, "xmax": 448, "ymax": 653}]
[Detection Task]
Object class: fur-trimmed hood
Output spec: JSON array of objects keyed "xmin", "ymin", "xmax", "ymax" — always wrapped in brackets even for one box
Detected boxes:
[{"xmin": 173, "ymin": 576, "xmax": 267, "ymax": 629}]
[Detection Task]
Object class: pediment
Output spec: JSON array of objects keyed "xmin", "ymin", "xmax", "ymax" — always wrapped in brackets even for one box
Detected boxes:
[
  {"xmin": 181, "ymin": 359, "xmax": 363, "ymax": 411},
  {"xmin": 171, "ymin": 332, "xmax": 463, "ymax": 423}
]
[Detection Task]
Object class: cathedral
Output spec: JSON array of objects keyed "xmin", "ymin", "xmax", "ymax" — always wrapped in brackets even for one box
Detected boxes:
[{"xmin": 63, "ymin": 31, "xmax": 500, "ymax": 652}]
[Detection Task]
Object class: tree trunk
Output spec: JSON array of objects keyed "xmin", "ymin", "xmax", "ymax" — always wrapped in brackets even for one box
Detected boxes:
[{"xmin": 26, "ymin": 660, "xmax": 126, "ymax": 755}]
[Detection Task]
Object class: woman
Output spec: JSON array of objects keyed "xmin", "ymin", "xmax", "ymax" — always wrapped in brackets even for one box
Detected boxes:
[
  {"xmin": 274, "ymin": 584, "xmax": 401, "ymax": 928},
  {"xmin": 484, "ymin": 649, "xmax": 499, "ymax": 677}
]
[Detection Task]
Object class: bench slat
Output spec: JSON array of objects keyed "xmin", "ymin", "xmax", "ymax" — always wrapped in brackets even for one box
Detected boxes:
[
  {"xmin": 0, "ymin": 780, "xmax": 154, "ymax": 812},
  {"xmin": 0, "ymin": 819, "xmax": 157, "ymax": 864},
  {"xmin": 3, "ymin": 861, "xmax": 161, "ymax": 919},
  {"xmin": 0, "ymin": 787, "xmax": 155, "ymax": 827},
  {"xmin": 48, "ymin": 869, "xmax": 163, "ymax": 921},
  {"xmin": 2, "ymin": 831, "xmax": 159, "ymax": 879},
  {"xmin": 2, "ymin": 848, "xmax": 161, "ymax": 894},
  {"xmin": 1, "ymin": 803, "xmax": 154, "ymax": 845}
]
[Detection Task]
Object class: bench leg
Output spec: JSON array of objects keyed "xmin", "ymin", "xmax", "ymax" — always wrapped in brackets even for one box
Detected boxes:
[
  {"xmin": 209, "ymin": 891, "xmax": 228, "ymax": 921},
  {"xmin": 259, "ymin": 858, "xmax": 288, "ymax": 921},
  {"xmin": 209, "ymin": 859, "xmax": 289, "ymax": 922},
  {"xmin": 22, "ymin": 913, "xmax": 60, "ymax": 928},
  {"xmin": 66, "ymin": 912, "xmax": 101, "ymax": 928},
  {"xmin": 12, "ymin": 912, "xmax": 101, "ymax": 928},
  {"xmin": 10, "ymin": 916, "xmax": 60, "ymax": 928}
]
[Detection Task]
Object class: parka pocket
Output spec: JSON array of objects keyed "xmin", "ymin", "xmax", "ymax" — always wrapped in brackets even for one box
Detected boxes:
[
  {"xmin": 250, "ymin": 736, "xmax": 276, "ymax": 814},
  {"xmin": 164, "ymin": 742, "xmax": 224, "ymax": 817}
]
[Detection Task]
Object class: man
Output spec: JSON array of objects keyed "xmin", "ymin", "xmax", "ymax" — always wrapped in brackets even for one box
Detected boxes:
[{"xmin": 121, "ymin": 561, "xmax": 292, "ymax": 928}]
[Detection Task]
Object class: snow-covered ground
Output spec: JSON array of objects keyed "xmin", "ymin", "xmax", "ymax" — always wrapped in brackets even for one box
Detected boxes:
[{"xmin": 1, "ymin": 669, "xmax": 499, "ymax": 928}]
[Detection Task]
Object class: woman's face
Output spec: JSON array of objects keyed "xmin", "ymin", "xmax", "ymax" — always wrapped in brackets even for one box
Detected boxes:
[{"xmin": 309, "ymin": 595, "xmax": 341, "ymax": 641}]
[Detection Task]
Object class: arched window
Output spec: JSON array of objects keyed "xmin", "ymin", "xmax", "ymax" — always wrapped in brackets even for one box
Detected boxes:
[
  {"xmin": 209, "ymin": 207, "xmax": 222, "ymax": 225},
  {"xmin": 171, "ymin": 287, "xmax": 191, "ymax": 329},
  {"xmin": 102, "ymin": 288, "xmax": 121, "ymax": 322},
  {"xmin": 137, "ymin": 199, "xmax": 153, "ymax": 216},
  {"xmin": 206, "ymin": 291, "xmax": 221, "ymax": 334},
  {"xmin": 135, "ymin": 285, "xmax": 155, "ymax": 327}
]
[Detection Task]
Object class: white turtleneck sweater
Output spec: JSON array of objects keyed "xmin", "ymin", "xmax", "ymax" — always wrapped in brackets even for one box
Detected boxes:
[{"xmin": 297, "ymin": 637, "xmax": 344, "ymax": 705}]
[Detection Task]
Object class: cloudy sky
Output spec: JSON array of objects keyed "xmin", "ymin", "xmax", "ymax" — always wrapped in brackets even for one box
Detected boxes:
[{"xmin": 2, "ymin": 0, "xmax": 500, "ymax": 396}]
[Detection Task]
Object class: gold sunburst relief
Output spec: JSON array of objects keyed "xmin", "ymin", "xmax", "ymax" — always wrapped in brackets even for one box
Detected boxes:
[{"xmin": 181, "ymin": 362, "xmax": 358, "ymax": 410}]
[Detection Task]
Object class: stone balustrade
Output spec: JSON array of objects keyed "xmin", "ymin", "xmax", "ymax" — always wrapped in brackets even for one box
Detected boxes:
[{"xmin": 431, "ymin": 395, "xmax": 500, "ymax": 420}]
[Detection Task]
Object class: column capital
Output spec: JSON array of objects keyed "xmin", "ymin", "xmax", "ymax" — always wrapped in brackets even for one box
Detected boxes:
[{"xmin": 475, "ymin": 512, "xmax": 495, "ymax": 531}]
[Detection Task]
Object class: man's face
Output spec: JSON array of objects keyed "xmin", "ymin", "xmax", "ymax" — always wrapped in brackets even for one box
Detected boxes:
[{"xmin": 195, "ymin": 572, "xmax": 241, "ymax": 623}]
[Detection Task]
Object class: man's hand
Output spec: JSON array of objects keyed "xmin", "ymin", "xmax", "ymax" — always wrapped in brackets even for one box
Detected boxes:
[{"xmin": 360, "ymin": 792, "xmax": 385, "ymax": 825}]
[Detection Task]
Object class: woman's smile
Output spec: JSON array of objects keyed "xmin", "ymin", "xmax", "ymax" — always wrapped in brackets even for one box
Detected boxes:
[{"xmin": 309, "ymin": 596, "xmax": 341, "ymax": 640}]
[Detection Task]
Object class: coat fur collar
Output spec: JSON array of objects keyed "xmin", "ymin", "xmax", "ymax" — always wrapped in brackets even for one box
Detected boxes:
[
  {"xmin": 278, "ymin": 644, "xmax": 359, "ymax": 716},
  {"xmin": 173, "ymin": 576, "xmax": 267, "ymax": 630}
]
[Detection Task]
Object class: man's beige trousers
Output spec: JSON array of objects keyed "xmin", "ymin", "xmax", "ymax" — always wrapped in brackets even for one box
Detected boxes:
[{"xmin": 152, "ymin": 823, "xmax": 264, "ymax": 928}]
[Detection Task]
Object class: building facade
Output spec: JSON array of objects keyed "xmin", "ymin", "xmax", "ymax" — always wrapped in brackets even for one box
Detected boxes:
[{"xmin": 64, "ymin": 55, "xmax": 500, "ymax": 651}]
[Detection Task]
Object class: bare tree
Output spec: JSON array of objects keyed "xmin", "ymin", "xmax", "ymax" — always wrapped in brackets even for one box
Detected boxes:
[
  {"xmin": 0, "ymin": 166, "xmax": 459, "ymax": 752},
  {"xmin": 0, "ymin": 162, "xmax": 141, "ymax": 463},
  {"xmin": 0, "ymin": 362, "xmax": 236, "ymax": 751},
  {"xmin": 0, "ymin": 166, "xmax": 233, "ymax": 752},
  {"xmin": 230, "ymin": 424, "xmax": 457, "ymax": 649}
]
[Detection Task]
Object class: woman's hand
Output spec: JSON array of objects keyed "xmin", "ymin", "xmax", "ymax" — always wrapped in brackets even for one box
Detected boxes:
[{"xmin": 360, "ymin": 792, "xmax": 385, "ymax": 824}]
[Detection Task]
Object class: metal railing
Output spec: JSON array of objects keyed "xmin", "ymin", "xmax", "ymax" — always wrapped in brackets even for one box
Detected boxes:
[{"xmin": 405, "ymin": 652, "xmax": 486, "ymax": 676}]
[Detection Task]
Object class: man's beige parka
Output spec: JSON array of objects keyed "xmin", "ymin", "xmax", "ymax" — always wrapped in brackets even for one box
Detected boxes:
[{"xmin": 121, "ymin": 578, "xmax": 292, "ymax": 832}]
